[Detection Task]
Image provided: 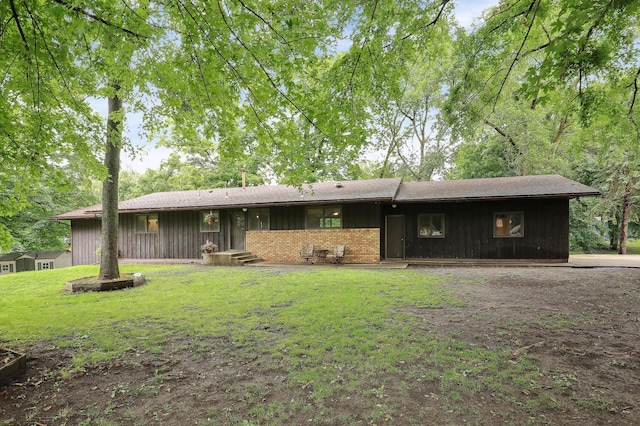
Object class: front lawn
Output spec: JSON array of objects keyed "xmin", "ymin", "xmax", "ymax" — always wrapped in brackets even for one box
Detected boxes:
[{"xmin": 1, "ymin": 265, "xmax": 635, "ymax": 425}]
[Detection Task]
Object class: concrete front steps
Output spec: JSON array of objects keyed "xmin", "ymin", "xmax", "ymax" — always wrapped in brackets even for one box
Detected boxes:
[{"xmin": 202, "ymin": 250, "xmax": 262, "ymax": 266}]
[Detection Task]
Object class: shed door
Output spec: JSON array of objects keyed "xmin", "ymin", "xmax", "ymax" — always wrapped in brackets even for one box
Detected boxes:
[
  {"xmin": 229, "ymin": 210, "xmax": 246, "ymax": 250},
  {"xmin": 386, "ymin": 215, "xmax": 405, "ymax": 259}
]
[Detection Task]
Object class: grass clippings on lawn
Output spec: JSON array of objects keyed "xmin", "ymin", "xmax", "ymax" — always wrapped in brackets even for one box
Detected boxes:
[{"xmin": 0, "ymin": 264, "xmax": 638, "ymax": 425}]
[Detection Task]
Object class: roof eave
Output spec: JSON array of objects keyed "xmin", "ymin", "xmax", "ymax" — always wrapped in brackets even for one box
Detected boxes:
[
  {"xmin": 395, "ymin": 192, "xmax": 601, "ymax": 203},
  {"xmin": 51, "ymin": 213, "xmax": 103, "ymax": 220},
  {"xmin": 96, "ymin": 196, "xmax": 395, "ymax": 214}
]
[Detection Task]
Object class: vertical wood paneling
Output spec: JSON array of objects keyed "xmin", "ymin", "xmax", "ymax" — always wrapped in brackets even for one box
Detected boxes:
[
  {"xmin": 118, "ymin": 210, "xmax": 219, "ymax": 260},
  {"xmin": 385, "ymin": 199, "xmax": 570, "ymax": 260},
  {"xmin": 343, "ymin": 203, "xmax": 380, "ymax": 228},
  {"xmin": 71, "ymin": 219, "xmax": 101, "ymax": 265},
  {"xmin": 271, "ymin": 206, "xmax": 305, "ymax": 230}
]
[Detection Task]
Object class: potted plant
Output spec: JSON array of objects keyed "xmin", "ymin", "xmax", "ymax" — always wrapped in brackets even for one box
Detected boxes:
[
  {"xmin": 206, "ymin": 212, "xmax": 217, "ymax": 225},
  {"xmin": 201, "ymin": 240, "xmax": 218, "ymax": 253}
]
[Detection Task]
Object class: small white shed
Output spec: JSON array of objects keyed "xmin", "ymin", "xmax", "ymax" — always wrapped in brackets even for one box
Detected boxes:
[{"xmin": 35, "ymin": 250, "xmax": 72, "ymax": 271}]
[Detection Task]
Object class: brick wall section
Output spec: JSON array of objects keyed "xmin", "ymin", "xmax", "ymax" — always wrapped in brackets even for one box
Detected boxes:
[{"xmin": 246, "ymin": 228, "xmax": 380, "ymax": 263}]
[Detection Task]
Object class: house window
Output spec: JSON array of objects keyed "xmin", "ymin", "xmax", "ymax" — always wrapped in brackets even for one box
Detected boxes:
[
  {"xmin": 248, "ymin": 208, "xmax": 270, "ymax": 230},
  {"xmin": 418, "ymin": 214, "xmax": 445, "ymax": 238},
  {"xmin": 37, "ymin": 261, "xmax": 54, "ymax": 271},
  {"xmin": 494, "ymin": 212, "xmax": 523, "ymax": 237},
  {"xmin": 1, "ymin": 264, "xmax": 9, "ymax": 273},
  {"xmin": 136, "ymin": 214, "xmax": 158, "ymax": 233},
  {"xmin": 307, "ymin": 206, "xmax": 342, "ymax": 229},
  {"xmin": 201, "ymin": 211, "xmax": 220, "ymax": 232}
]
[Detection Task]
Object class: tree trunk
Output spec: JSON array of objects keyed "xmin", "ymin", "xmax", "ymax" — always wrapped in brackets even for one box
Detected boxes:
[
  {"xmin": 99, "ymin": 86, "xmax": 122, "ymax": 280},
  {"xmin": 618, "ymin": 188, "xmax": 632, "ymax": 255},
  {"xmin": 609, "ymin": 220, "xmax": 618, "ymax": 251}
]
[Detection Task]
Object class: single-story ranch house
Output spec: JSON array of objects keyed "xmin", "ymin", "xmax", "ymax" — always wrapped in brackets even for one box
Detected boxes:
[{"xmin": 53, "ymin": 175, "xmax": 599, "ymax": 265}]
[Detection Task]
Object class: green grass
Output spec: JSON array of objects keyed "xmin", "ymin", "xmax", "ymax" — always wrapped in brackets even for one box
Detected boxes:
[
  {"xmin": 0, "ymin": 265, "xmax": 545, "ymax": 423},
  {"xmin": 571, "ymin": 239, "xmax": 640, "ymax": 255},
  {"xmin": 0, "ymin": 265, "xmax": 459, "ymax": 352},
  {"xmin": 626, "ymin": 239, "xmax": 640, "ymax": 254}
]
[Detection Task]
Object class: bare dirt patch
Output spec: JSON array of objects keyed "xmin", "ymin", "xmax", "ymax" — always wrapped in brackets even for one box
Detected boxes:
[
  {"xmin": 420, "ymin": 266, "xmax": 640, "ymax": 424},
  {"xmin": 1, "ymin": 267, "xmax": 639, "ymax": 425}
]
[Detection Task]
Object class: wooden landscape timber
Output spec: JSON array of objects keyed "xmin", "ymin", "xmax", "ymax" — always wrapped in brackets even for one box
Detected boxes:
[
  {"xmin": 65, "ymin": 273, "xmax": 146, "ymax": 293},
  {"xmin": 0, "ymin": 348, "xmax": 26, "ymax": 387}
]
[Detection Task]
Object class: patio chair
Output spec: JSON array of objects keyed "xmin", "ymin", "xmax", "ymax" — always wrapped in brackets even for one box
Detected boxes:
[
  {"xmin": 326, "ymin": 244, "xmax": 346, "ymax": 264},
  {"xmin": 300, "ymin": 243, "xmax": 314, "ymax": 263}
]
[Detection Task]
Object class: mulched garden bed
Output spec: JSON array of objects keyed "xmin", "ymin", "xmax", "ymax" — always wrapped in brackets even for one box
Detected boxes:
[{"xmin": 65, "ymin": 273, "xmax": 146, "ymax": 293}]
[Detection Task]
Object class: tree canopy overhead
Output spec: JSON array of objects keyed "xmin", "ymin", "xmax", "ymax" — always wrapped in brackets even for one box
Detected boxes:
[
  {"xmin": 2, "ymin": 0, "xmax": 455, "ymax": 185},
  {"xmin": 448, "ymin": 0, "xmax": 640, "ymax": 127},
  {"xmin": 2, "ymin": 0, "xmax": 639, "ymax": 256}
]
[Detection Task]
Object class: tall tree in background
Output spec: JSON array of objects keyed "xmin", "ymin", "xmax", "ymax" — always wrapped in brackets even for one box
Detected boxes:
[
  {"xmin": 0, "ymin": 0, "xmax": 104, "ymax": 250},
  {"xmin": 571, "ymin": 75, "xmax": 640, "ymax": 254},
  {"xmin": 3, "ymin": 1, "xmax": 156, "ymax": 278},
  {"xmin": 0, "ymin": 160, "xmax": 99, "ymax": 251},
  {"xmin": 147, "ymin": 0, "xmax": 455, "ymax": 183},
  {"xmin": 450, "ymin": 0, "xmax": 640, "ymax": 111},
  {"xmin": 119, "ymin": 153, "xmax": 265, "ymax": 200},
  {"xmin": 369, "ymin": 18, "xmax": 458, "ymax": 181},
  {"xmin": 446, "ymin": 0, "xmax": 640, "ymax": 253},
  {"xmin": 2, "ymin": 1, "xmax": 455, "ymax": 274},
  {"xmin": 447, "ymin": 0, "xmax": 639, "ymax": 153}
]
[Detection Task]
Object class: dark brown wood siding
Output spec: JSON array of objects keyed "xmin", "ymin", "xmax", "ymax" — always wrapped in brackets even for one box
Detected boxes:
[
  {"xmin": 269, "ymin": 203, "xmax": 380, "ymax": 230},
  {"xmin": 343, "ymin": 203, "xmax": 381, "ymax": 228},
  {"xmin": 70, "ymin": 199, "xmax": 569, "ymax": 263},
  {"xmin": 117, "ymin": 211, "xmax": 225, "ymax": 260},
  {"xmin": 383, "ymin": 199, "xmax": 569, "ymax": 260},
  {"xmin": 70, "ymin": 219, "xmax": 101, "ymax": 265},
  {"xmin": 270, "ymin": 206, "xmax": 306, "ymax": 230}
]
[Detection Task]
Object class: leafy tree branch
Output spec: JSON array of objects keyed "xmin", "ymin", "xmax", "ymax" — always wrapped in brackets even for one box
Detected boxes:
[{"xmin": 53, "ymin": 0, "xmax": 148, "ymax": 38}]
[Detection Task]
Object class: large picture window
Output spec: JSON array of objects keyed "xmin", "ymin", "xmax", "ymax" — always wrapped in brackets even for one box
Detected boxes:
[
  {"xmin": 136, "ymin": 214, "xmax": 158, "ymax": 233},
  {"xmin": 418, "ymin": 214, "xmax": 445, "ymax": 238},
  {"xmin": 201, "ymin": 211, "xmax": 220, "ymax": 232},
  {"xmin": 494, "ymin": 212, "xmax": 523, "ymax": 237},
  {"xmin": 307, "ymin": 206, "xmax": 342, "ymax": 229},
  {"xmin": 248, "ymin": 208, "xmax": 270, "ymax": 230}
]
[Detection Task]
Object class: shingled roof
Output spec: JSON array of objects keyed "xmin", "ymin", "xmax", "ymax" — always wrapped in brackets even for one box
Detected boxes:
[
  {"xmin": 395, "ymin": 174, "xmax": 600, "ymax": 202},
  {"xmin": 52, "ymin": 175, "xmax": 599, "ymax": 220},
  {"xmin": 53, "ymin": 178, "xmax": 403, "ymax": 219}
]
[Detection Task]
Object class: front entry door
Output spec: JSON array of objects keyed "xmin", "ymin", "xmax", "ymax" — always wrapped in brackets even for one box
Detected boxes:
[
  {"xmin": 386, "ymin": 215, "xmax": 405, "ymax": 259},
  {"xmin": 229, "ymin": 210, "xmax": 246, "ymax": 250}
]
